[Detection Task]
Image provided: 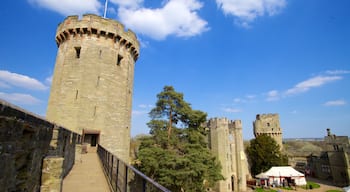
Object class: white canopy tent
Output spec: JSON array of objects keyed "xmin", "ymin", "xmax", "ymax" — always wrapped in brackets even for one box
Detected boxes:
[{"xmin": 256, "ymin": 166, "xmax": 307, "ymax": 186}]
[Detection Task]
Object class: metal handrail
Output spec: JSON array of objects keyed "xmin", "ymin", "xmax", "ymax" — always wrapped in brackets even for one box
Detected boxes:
[{"xmin": 97, "ymin": 144, "xmax": 171, "ymax": 192}]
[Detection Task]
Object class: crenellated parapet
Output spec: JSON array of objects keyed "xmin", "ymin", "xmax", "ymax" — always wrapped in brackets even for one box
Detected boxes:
[
  {"xmin": 207, "ymin": 117, "xmax": 242, "ymax": 131},
  {"xmin": 253, "ymin": 113, "xmax": 283, "ymax": 149},
  {"xmin": 55, "ymin": 14, "xmax": 139, "ymax": 61}
]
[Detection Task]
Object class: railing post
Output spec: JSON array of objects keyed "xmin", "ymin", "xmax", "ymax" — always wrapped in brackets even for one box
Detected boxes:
[
  {"xmin": 111, "ymin": 155, "xmax": 114, "ymax": 182},
  {"xmin": 142, "ymin": 178, "xmax": 147, "ymax": 192},
  {"xmin": 108, "ymin": 152, "xmax": 111, "ymax": 180},
  {"xmin": 116, "ymin": 159, "xmax": 119, "ymax": 191},
  {"xmin": 124, "ymin": 166, "xmax": 128, "ymax": 192}
]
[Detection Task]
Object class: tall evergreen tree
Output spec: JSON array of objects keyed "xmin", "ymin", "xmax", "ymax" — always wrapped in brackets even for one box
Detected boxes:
[
  {"xmin": 246, "ymin": 134, "xmax": 288, "ymax": 176},
  {"xmin": 136, "ymin": 86, "xmax": 223, "ymax": 191}
]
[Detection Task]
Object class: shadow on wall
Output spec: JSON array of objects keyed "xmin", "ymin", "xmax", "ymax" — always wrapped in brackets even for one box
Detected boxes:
[{"xmin": 0, "ymin": 99, "xmax": 81, "ymax": 191}]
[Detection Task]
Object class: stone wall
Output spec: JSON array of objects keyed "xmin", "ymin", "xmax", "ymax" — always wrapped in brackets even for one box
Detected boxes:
[{"xmin": 0, "ymin": 99, "xmax": 80, "ymax": 191}]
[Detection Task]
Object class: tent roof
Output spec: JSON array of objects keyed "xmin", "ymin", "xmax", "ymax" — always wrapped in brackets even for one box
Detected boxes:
[
  {"xmin": 256, "ymin": 172, "xmax": 269, "ymax": 179},
  {"xmin": 258, "ymin": 166, "xmax": 305, "ymax": 177}
]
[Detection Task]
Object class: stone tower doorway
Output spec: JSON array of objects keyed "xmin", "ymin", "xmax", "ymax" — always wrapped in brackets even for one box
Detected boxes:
[{"xmin": 82, "ymin": 129, "xmax": 100, "ymax": 152}]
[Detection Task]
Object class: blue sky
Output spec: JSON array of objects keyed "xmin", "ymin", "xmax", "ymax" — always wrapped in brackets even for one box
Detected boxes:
[{"xmin": 0, "ymin": 0, "xmax": 349, "ymax": 139}]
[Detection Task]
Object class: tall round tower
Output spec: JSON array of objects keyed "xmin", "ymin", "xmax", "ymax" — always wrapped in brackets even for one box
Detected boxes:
[{"xmin": 46, "ymin": 14, "xmax": 139, "ymax": 162}]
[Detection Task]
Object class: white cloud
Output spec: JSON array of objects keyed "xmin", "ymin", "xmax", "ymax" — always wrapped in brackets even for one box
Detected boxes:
[
  {"xmin": 325, "ymin": 70, "xmax": 350, "ymax": 75},
  {"xmin": 215, "ymin": 0, "xmax": 286, "ymax": 27},
  {"xmin": 28, "ymin": 0, "xmax": 101, "ymax": 16},
  {"xmin": 0, "ymin": 92, "xmax": 41, "ymax": 105},
  {"xmin": 0, "ymin": 81, "xmax": 10, "ymax": 89},
  {"xmin": 132, "ymin": 110, "xmax": 148, "ymax": 115},
  {"xmin": 223, "ymin": 107, "xmax": 242, "ymax": 113},
  {"xmin": 138, "ymin": 104, "xmax": 153, "ymax": 108},
  {"xmin": 266, "ymin": 90, "xmax": 279, "ymax": 101},
  {"xmin": 118, "ymin": 0, "xmax": 208, "ymax": 40},
  {"xmin": 110, "ymin": 0, "xmax": 143, "ymax": 9},
  {"xmin": 285, "ymin": 75, "xmax": 342, "ymax": 96},
  {"xmin": 45, "ymin": 75, "xmax": 53, "ymax": 85},
  {"xmin": 27, "ymin": 0, "xmax": 208, "ymax": 40},
  {"xmin": 290, "ymin": 110, "xmax": 297, "ymax": 114},
  {"xmin": 233, "ymin": 95, "xmax": 256, "ymax": 103},
  {"xmin": 323, "ymin": 99, "xmax": 346, "ymax": 106},
  {"xmin": 0, "ymin": 70, "xmax": 48, "ymax": 91},
  {"xmin": 246, "ymin": 94, "xmax": 256, "ymax": 99},
  {"xmin": 233, "ymin": 98, "xmax": 242, "ymax": 103}
]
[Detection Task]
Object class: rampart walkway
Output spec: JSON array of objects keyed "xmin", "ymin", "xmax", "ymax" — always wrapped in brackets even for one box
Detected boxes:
[{"xmin": 62, "ymin": 152, "xmax": 111, "ymax": 192}]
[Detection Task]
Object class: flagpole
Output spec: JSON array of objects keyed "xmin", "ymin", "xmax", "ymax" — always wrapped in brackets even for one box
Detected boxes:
[{"xmin": 103, "ymin": 0, "xmax": 108, "ymax": 18}]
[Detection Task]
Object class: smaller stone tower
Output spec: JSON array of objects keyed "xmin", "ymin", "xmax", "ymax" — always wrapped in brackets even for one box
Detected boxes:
[
  {"xmin": 206, "ymin": 118, "xmax": 249, "ymax": 192},
  {"xmin": 253, "ymin": 113, "xmax": 283, "ymax": 150}
]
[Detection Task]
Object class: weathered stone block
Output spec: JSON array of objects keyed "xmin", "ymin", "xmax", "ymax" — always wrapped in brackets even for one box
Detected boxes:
[{"xmin": 41, "ymin": 156, "xmax": 64, "ymax": 192}]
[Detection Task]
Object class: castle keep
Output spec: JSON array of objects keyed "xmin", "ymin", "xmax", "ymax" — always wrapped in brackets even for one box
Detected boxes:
[
  {"xmin": 206, "ymin": 118, "xmax": 250, "ymax": 192},
  {"xmin": 253, "ymin": 113, "xmax": 283, "ymax": 149},
  {"xmin": 46, "ymin": 14, "xmax": 139, "ymax": 163}
]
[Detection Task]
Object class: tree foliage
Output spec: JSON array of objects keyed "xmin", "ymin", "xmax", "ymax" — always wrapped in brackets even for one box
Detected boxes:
[
  {"xmin": 136, "ymin": 86, "xmax": 223, "ymax": 191},
  {"xmin": 246, "ymin": 134, "xmax": 288, "ymax": 176}
]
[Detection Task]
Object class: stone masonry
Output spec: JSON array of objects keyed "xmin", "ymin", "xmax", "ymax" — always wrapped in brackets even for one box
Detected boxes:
[
  {"xmin": 0, "ymin": 99, "xmax": 80, "ymax": 192},
  {"xmin": 253, "ymin": 113, "xmax": 283, "ymax": 150},
  {"xmin": 46, "ymin": 14, "xmax": 140, "ymax": 163},
  {"xmin": 206, "ymin": 118, "xmax": 250, "ymax": 192}
]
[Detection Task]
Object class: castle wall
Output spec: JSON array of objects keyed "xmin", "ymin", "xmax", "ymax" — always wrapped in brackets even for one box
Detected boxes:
[
  {"xmin": 46, "ymin": 14, "xmax": 140, "ymax": 163},
  {"xmin": 253, "ymin": 113, "xmax": 283, "ymax": 150},
  {"xmin": 206, "ymin": 118, "xmax": 249, "ymax": 192},
  {"xmin": 0, "ymin": 99, "xmax": 80, "ymax": 192}
]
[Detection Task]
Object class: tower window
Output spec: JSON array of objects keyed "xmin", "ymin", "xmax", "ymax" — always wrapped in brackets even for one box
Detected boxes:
[
  {"xmin": 96, "ymin": 76, "xmax": 100, "ymax": 87},
  {"xmin": 75, "ymin": 90, "xmax": 78, "ymax": 100},
  {"xmin": 267, "ymin": 122, "xmax": 270, "ymax": 127},
  {"xmin": 99, "ymin": 50, "xmax": 102, "ymax": 58},
  {"xmin": 117, "ymin": 54, "xmax": 123, "ymax": 65},
  {"xmin": 75, "ymin": 47, "xmax": 81, "ymax": 58},
  {"xmin": 93, "ymin": 106, "xmax": 97, "ymax": 116}
]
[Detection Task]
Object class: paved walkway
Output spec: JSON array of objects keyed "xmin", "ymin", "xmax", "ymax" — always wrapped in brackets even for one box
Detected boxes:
[{"xmin": 62, "ymin": 152, "xmax": 111, "ymax": 192}]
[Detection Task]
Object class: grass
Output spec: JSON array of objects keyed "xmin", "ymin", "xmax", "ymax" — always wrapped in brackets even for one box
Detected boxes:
[
  {"xmin": 301, "ymin": 181, "xmax": 320, "ymax": 189},
  {"xmin": 255, "ymin": 188, "xmax": 278, "ymax": 192}
]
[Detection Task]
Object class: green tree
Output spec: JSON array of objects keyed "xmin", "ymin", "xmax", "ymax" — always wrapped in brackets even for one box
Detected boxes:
[
  {"xmin": 136, "ymin": 86, "xmax": 223, "ymax": 191},
  {"xmin": 246, "ymin": 134, "xmax": 288, "ymax": 176},
  {"xmin": 149, "ymin": 86, "xmax": 191, "ymax": 143}
]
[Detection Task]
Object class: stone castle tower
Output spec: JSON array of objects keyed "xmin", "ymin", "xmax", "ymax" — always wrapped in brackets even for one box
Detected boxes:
[
  {"xmin": 253, "ymin": 113, "xmax": 283, "ymax": 150},
  {"xmin": 46, "ymin": 14, "xmax": 139, "ymax": 162},
  {"xmin": 206, "ymin": 118, "xmax": 250, "ymax": 192}
]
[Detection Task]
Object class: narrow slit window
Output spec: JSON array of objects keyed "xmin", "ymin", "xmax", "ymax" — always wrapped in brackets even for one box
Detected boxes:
[
  {"xmin": 93, "ymin": 106, "xmax": 97, "ymax": 116},
  {"xmin": 117, "ymin": 54, "xmax": 123, "ymax": 66},
  {"xmin": 96, "ymin": 76, "xmax": 100, "ymax": 87},
  {"xmin": 75, "ymin": 90, "xmax": 78, "ymax": 100},
  {"xmin": 75, "ymin": 47, "xmax": 81, "ymax": 58},
  {"xmin": 99, "ymin": 50, "xmax": 102, "ymax": 58}
]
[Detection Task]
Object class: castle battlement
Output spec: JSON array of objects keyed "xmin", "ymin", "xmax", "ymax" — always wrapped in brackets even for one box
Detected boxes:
[
  {"xmin": 253, "ymin": 113, "xmax": 283, "ymax": 149},
  {"xmin": 256, "ymin": 113, "xmax": 279, "ymax": 120},
  {"xmin": 55, "ymin": 14, "xmax": 139, "ymax": 61},
  {"xmin": 208, "ymin": 118, "xmax": 242, "ymax": 130}
]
